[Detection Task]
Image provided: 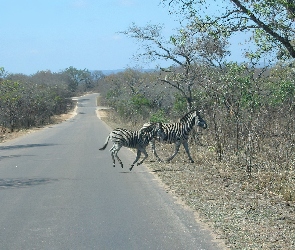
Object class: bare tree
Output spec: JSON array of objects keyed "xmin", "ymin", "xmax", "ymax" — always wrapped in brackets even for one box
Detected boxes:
[{"xmin": 121, "ymin": 23, "xmax": 229, "ymax": 110}]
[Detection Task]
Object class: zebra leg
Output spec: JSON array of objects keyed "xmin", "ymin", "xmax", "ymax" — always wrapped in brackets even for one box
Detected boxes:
[
  {"xmin": 110, "ymin": 146, "xmax": 116, "ymax": 167},
  {"xmin": 137, "ymin": 148, "xmax": 148, "ymax": 166},
  {"xmin": 115, "ymin": 153, "xmax": 124, "ymax": 168},
  {"xmin": 150, "ymin": 140, "xmax": 162, "ymax": 162},
  {"xmin": 111, "ymin": 144, "xmax": 123, "ymax": 168},
  {"xmin": 183, "ymin": 141, "xmax": 194, "ymax": 163},
  {"xmin": 166, "ymin": 140, "xmax": 181, "ymax": 162},
  {"xmin": 130, "ymin": 150, "xmax": 142, "ymax": 171}
]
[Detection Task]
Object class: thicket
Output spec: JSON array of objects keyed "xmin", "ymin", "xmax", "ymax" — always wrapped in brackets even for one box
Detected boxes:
[{"xmin": 0, "ymin": 67, "xmax": 103, "ymax": 132}]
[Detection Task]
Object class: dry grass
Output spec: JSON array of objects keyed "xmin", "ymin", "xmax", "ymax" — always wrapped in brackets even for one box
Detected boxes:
[{"xmin": 144, "ymin": 142, "xmax": 295, "ymax": 249}]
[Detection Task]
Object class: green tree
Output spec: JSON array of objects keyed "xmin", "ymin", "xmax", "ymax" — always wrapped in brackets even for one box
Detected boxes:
[
  {"xmin": 0, "ymin": 67, "xmax": 7, "ymax": 80},
  {"xmin": 63, "ymin": 67, "xmax": 92, "ymax": 92},
  {"xmin": 268, "ymin": 65, "xmax": 295, "ymax": 108},
  {"xmin": 164, "ymin": 0, "xmax": 295, "ymax": 61}
]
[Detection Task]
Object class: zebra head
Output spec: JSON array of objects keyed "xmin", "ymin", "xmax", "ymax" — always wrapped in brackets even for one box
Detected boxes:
[
  {"xmin": 139, "ymin": 122, "xmax": 165, "ymax": 142},
  {"xmin": 195, "ymin": 111, "xmax": 207, "ymax": 129},
  {"xmin": 180, "ymin": 110, "xmax": 207, "ymax": 129}
]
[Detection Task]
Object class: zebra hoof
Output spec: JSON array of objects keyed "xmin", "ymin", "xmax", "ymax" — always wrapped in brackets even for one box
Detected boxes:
[
  {"xmin": 190, "ymin": 160, "xmax": 194, "ymax": 163},
  {"xmin": 129, "ymin": 166, "xmax": 133, "ymax": 171}
]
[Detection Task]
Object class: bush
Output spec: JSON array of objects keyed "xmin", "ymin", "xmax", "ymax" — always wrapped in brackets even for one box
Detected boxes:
[{"xmin": 150, "ymin": 110, "xmax": 168, "ymax": 123}]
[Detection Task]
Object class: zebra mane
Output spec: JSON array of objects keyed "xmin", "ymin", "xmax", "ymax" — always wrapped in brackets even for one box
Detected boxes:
[
  {"xmin": 139, "ymin": 122, "xmax": 159, "ymax": 135},
  {"xmin": 179, "ymin": 109, "xmax": 199, "ymax": 123}
]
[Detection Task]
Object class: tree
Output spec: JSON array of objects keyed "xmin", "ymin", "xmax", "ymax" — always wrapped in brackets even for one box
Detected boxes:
[
  {"xmin": 91, "ymin": 70, "xmax": 105, "ymax": 89},
  {"xmin": 121, "ymin": 23, "xmax": 229, "ymax": 110},
  {"xmin": 0, "ymin": 81, "xmax": 23, "ymax": 131},
  {"xmin": 0, "ymin": 67, "xmax": 8, "ymax": 80},
  {"xmin": 63, "ymin": 67, "xmax": 92, "ymax": 92},
  {"xmin": 163, "ymin": 0, "xmax": 295, "ymax": 61}
]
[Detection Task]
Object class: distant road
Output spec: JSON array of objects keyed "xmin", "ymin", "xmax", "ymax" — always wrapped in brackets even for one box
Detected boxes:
[{"xmin": 0, "ymin": 93, "xmax": 222, "ymax": 250}]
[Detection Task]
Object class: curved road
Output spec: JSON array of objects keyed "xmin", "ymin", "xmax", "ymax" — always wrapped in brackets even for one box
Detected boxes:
[{"xmin": 0, "ymin": 93, "xmax": 223, "ymax": 250}]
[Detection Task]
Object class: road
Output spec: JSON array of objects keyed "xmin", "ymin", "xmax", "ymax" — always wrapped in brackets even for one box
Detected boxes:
[{"xmin": 0, "ymin": 93, "xmax": 222, "ymax": 250}]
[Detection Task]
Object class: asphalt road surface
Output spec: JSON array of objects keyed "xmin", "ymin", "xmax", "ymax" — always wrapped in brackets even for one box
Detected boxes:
[{"xmin": 0, "ymin": 93, "xmax": 223, "ymax": 250}]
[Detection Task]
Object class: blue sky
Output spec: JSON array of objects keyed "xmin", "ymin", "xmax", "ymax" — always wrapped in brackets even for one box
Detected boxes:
[{"xmin": 1, "ymin": 0, "xmax": 246, "ymax": 75}]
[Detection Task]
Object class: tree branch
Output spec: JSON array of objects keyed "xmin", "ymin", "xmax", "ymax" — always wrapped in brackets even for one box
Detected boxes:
[{"xmin": 231, "ymin": 0, "xmax": 295, "ymax": 58}]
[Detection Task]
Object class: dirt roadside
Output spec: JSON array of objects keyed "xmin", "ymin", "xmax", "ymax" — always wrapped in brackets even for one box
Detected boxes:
[{"xmin": 0, "ymin": 105, "xmax": 77, "ymax": 143}]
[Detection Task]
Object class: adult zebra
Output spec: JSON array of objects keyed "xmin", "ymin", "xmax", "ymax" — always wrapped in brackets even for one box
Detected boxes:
[
  {"xmin": 99, "ymin": 122, "xmax": 164, "ymax": 171},
  {"xmin": 148, "ymin": 110, "xmax": 207, "ymax": 163}
]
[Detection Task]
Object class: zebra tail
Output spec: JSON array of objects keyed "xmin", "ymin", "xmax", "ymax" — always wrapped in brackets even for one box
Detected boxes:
[{"xmin": 99, "ymin": 135, "xmax": 110, "ymax": 150}]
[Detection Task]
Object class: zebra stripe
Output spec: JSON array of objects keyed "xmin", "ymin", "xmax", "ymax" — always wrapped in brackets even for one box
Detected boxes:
[
  {"xmin": 150, "ymin": 110, "xmax": 207, "ymax": 163},
  {"xmin": 99, "ymin": 122, "xmax": 163, "ymax": 171}
]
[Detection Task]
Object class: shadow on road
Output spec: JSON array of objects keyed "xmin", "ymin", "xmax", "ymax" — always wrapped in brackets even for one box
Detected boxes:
[
  {"xmin": 151, "ymin": 169, "xmax": 184, "ymax": 172},
  {"xmin": 0, "ymin": 143, "xmax": 57, "ymax": 151},
  {"xmin": 0, "ymin": 155, "xmax": 35, "ymax": 161},
  {"xmin": 0, "ymin": 178, "xmax": 58, "ymax": 189}
]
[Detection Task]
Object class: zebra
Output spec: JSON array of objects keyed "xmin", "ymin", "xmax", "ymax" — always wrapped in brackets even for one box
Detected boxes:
[
  {"xmin": 148, "ymin": 110, "xmax": 207, "ymax": 163},
  {"xmin": 99, "ymin": 122, "xmax": 164, "ymax": 171}
]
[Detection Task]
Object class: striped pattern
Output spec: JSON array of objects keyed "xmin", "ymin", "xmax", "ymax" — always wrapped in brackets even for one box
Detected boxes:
[
  {"xmin": 150, "ymin": 110, "xmax": 207, "ymax": 163},
  {"xmin": 99, "ymin": 122, "xmax": 163, "ymax": 171}
]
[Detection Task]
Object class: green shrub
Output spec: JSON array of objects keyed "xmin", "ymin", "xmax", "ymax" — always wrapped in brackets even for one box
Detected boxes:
[{"xmin": 150, "ymin": 110, "xmax": 168, "ymax": 123}]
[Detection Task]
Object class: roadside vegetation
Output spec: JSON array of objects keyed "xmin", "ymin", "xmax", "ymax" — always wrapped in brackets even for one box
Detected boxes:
[
  {"xmin": 1, "ymin": 1, "xmax": 295, "ymax": 248},
  {"xmin": 0, "ymin": 67, "xmax": 104, "ymax": 140}
]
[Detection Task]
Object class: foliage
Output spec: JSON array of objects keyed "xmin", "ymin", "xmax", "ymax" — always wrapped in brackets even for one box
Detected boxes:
[
  {"xmin": 164, "ymin": 0, "xmax": 295, "ymax": 62},
  {"xmin": 267, "ymin": 65, "xmax": 295, "ymax": 107},
  {"xmin": 63, "ymin": 67, "xmax": 93, "ymax": 92},
  {"xmin": 131, "ymin": 94, "xmax": 151, "ymax": 110},
  {"xmin": 0, "ymin": 67, "xmax": 7, "ymax": 79},
  {"xmin": 98, "ymin": 68, "xmax": 174, "ymax": 123},
  {"xmin": 219, "ymin": 62, "xmax": 262, "ymax": 113},
  {"xmin": 150, "ymin": 109, "xmax": 168, "ymax": 123},
  {"xmin": 0, "ymin": 69, "xmax": 76, "ymax": 131},
  {"xmin": 270, "ymin": 80, "xmax": 295, "ymax": 106},
  {"xmin": 173, "ymin": 93, "xmax": 187, "ymax": 112}
]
